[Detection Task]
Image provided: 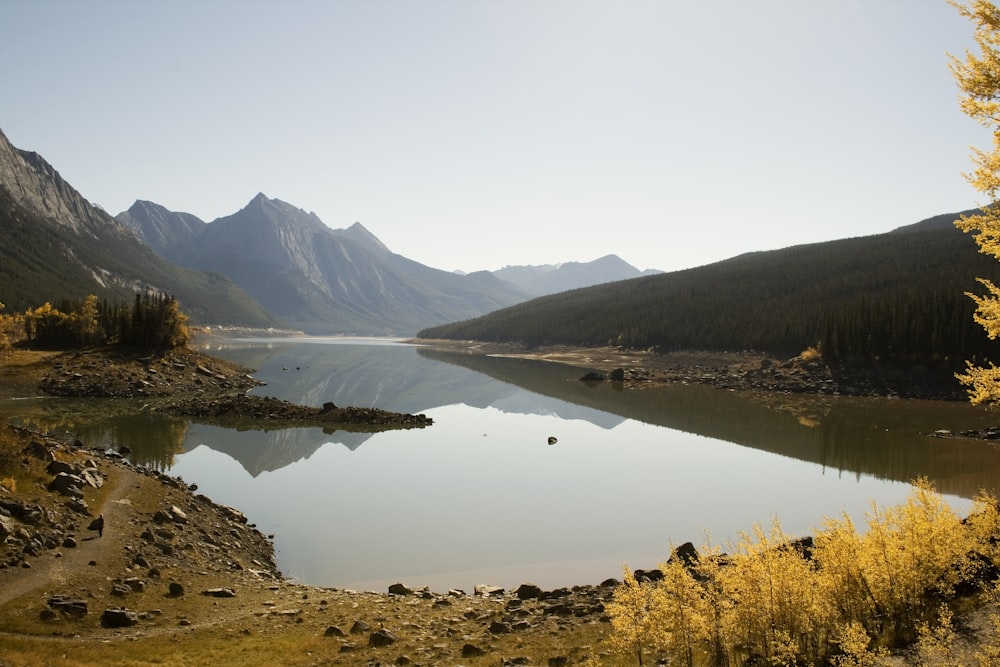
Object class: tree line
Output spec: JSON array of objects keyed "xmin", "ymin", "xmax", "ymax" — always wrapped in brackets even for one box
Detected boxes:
[
  {"xmin": 419, "ymin": 223, "xmax": 1000, "ymax": 365},
  {"xmin": 0, "ymin": 292, "xmax": 190, "ymax": 351}
]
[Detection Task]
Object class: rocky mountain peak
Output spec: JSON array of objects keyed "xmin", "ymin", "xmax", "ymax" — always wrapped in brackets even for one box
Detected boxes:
[{"xmin": 0, "ymin": 130, "xmax": 130, "ymax": 241}]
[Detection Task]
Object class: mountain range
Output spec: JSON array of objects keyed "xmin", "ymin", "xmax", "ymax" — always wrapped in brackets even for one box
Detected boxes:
[
  {"xmin": 2, "ymin": 127, "xmax": 988, "ymax": 358},
  {"xmin": 0, "ymin": 129, "xmax": 660, "ymax": 335},
  {"xmin": 117, "ymin": 196, "xmax": 660, "ymax": 334}
]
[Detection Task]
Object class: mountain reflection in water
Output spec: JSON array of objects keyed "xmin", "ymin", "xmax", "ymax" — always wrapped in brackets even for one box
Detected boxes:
[{"xmin": 6, "ymin": 337, "xmax": 1000, "ymax": 591}]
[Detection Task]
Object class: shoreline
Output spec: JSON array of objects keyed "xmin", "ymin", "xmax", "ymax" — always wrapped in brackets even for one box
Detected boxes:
[
  {"xmin": 2, "ymin": 341, "xmax": 998, "ymax": 663},
  {"xmin": 409, "ymin": 338, "xmax": 972, "ymax": 401}
]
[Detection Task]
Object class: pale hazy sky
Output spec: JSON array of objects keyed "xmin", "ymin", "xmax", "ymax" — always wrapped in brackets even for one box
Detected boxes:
[{"xmin": 0, "ymin": 1, "xmax": 988, "ymax": 273}]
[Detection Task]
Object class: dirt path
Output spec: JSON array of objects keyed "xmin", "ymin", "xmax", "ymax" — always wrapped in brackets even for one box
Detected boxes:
[{"xmin": 0, "ymin": 464, "xmax": 135, "ymax": 607}]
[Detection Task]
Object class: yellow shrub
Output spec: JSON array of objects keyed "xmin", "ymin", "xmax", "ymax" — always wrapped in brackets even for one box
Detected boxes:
[{"xmin": 609, "ymin": 480, "xmax": 1000, "ymax": 666}]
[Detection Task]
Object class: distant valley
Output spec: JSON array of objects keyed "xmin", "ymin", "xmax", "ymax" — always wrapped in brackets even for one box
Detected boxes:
[{"xmin": 1, "ymin": 127, "xmax": 993, "ymax": 367}]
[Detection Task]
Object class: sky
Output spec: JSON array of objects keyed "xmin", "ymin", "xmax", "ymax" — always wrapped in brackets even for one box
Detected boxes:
[{"xmin": 0, "ymin": 1, "xmax": 990, "ymax": 274}]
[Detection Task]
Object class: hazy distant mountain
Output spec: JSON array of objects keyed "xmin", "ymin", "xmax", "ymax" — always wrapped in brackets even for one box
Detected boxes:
[
  {"xmin": 0, "ymin": 129, "xmax": 279, "ymax": 328},
  {"xmin": 117, "ymin": 200, "xmax": 205, "ymax": 265},
  {"xmin": 119, "ymin": 194, "xmax": 531, "ymax": 335},
  {"xmin": 492, "ymin": 254, "xmax": 662, "ymax": 296}
]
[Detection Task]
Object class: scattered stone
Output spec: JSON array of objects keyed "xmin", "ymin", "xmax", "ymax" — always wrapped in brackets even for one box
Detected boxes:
[
  {"xmin": 350, "ymin": 620, "xmax": 370, "ymax": 634},
  {"xmin": 324, "ymin": 625, "xmax": 346, "ymax": 637}
]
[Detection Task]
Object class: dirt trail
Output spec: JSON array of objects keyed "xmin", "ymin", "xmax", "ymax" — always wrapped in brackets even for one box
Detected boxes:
[{"xmin": 0, "ymin": 465, "xmax": 135, "ymax": 607}]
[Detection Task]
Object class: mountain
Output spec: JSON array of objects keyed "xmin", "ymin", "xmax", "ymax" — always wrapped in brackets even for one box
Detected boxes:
[
  {"xmin": 419, "ymin": 212, "xmax": 1000, "ymax": 364},
  {"xmin": 119, "ymin": 195, "xmax": 531, "ymax": 336},
  {"xmin": 0, "ymin": 130, "xmax": 280, "ymax": 329},
  {"xmin": 491, "ymin": 254, "xmax": 661, "ymax": 296}
]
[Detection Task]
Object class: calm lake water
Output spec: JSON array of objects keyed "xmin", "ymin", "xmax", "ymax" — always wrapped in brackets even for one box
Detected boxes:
[{"xmin": 8, "ymin": 337, "xmax": 1000, "ymax": 593}]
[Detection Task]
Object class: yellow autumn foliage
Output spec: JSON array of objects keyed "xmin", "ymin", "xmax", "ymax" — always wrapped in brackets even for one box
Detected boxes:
[
  {"xmin": 608, "ymin": 480, "xmax": 1000, "ymax": 666},
  {"xmin": 949, "ymin": 0, "xmax": 1000, "ymax": 404}
]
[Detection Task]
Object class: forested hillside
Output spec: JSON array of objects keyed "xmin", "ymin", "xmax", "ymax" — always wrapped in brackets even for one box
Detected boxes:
[{"xmin": 418, "ymin": 213, "xmax": 1000, "ymax": 363}]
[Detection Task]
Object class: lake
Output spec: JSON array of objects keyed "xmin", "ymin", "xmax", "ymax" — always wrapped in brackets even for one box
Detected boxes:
[{"xmin": 8, "ymin": 337, "xmax": 1000, "ymax": 593}]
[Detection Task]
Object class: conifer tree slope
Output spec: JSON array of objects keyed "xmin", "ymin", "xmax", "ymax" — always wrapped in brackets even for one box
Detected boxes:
[{"xmin": 418, "ymin": 214, "xmax": 1000, "ymax": 363}]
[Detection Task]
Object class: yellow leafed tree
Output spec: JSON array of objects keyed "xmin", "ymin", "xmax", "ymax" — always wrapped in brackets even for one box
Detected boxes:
[{"xmin": 950, "ymin": 0, "xmax": 1000, "ymax": 404}]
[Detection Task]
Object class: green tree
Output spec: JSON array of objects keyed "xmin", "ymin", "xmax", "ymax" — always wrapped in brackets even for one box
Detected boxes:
[{"xmin": 950, "ymin": 0, "xmax": 1000, "ymax": 404}]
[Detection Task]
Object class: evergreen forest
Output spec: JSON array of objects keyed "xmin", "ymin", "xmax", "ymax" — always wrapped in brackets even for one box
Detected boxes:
[{"xmin": 418, "ymin": 214, "xmax": 1000, "ymax": 364}]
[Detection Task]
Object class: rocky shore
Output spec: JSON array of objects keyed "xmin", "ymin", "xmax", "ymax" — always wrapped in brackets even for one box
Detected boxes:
[
  {"xmin": 413, "ymin": 340, "xmax": 970, "ymax": 401},
  {"xmin": 34, "ymin": 345, "xmax": 431, "ymax": 428}
]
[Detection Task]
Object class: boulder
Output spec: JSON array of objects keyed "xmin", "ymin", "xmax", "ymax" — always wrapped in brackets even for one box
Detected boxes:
[
  {"xmin": 516, "ymin": 583, "xmax": 544, "ymax": 600},
  {"xmin": 489, "ymin": 620, "xmax": 511, "ymax": 634},
  {"xmin": 45, "ymin": 460, "xmax": 75, "ymax": 476},
  {"xmin": 66, "ymin": 498, "xmax": 90, "ymax": 515},
  {"xmin": 388, "ymin": 582, "xmax": 413, "ymax": 596},
  {"xmin": 474, "ymin": 584, "xmax": 504, "ymax": 597},
  {"xmin": 168, "ymin": 505, "xmax": 188, "ymax": 524},
  {"xmin": 47, "ymin": 473, "xmax": 84, "ymax": 498},
  {"xmin": 48, "ymin": 595, "xmax": 88, "ymax": 617},
  {"xmin": 167, "ymin": 582, "xmax": 185, "ymax": 597},
  {"xmin": 462, "ymin": 644, "xmax": 486, "ymax": 658},
  {"xmin": 669, "ymin": 541, "xmax": 699, "ymax": 567},
  {"xmin": 78, "ymin": 467, "xmax": 104, "ymax": 488},
  {"xmin": 101, "ymin": 607, "xmax": 139, "ymax": 628},
  {"xmin": 368, "ymin": 628, "xmax": 397, "ymax": 647},
  {"xmin": 124, "ymin": 577, "xmax": 145, "ymax": 592}
]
